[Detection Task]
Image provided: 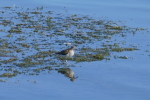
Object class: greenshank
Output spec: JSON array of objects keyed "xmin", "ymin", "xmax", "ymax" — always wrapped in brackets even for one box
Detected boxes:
[
  {"xmin": 56, "ymin": 46, "xmax": 76, "ymax": 63},
  {"xmin": 56, "ymin": 46, "xmax": 76, "ymax": 57}
]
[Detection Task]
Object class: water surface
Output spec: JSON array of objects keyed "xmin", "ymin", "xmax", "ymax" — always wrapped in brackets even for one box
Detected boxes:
[{"xmin": 0, "ymin": 0, "xmax": 150, "ymax": 100}]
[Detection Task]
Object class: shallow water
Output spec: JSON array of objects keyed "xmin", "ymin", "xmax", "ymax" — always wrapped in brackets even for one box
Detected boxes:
[{"xmin": 0, "ymin": 0, "xmax": 150, "ymax": 100}]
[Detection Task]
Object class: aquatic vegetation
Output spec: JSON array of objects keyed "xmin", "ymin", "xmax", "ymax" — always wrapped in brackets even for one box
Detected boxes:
[
  {"xmin": 114, "ymin": 55, "xmax": 128, "ymax": 59},
  {"xmin": 1, "ymin": 58, "xmax": 17, "ymax": 64},
  {"xmin": 18, "ymin": 43, "xmax": 30, "ymax": 48},
  {"xmin": 8, "ymin": 29, "xmax": 22, "ymax": 33},
  {"xmin": 92, "ymin": 54, "xmax": 104, "ymax": 60},
  {"xmin": 0, "ymin": 73, "xmax": 17, "ymax": 78},
  {"xmin": 111, "ymin": 47, "xmax": 138, "ymax": 52},
  {"xmin": 105, "ymin": 25, "xmax": 123, "ymax": 30},
  {"xmin": 14, "ymin": 61, "xmax": 43, "ymax": 67},
  {"xmin": 0, "ymin": 6, "xmax": 146, "ymax": 80}
]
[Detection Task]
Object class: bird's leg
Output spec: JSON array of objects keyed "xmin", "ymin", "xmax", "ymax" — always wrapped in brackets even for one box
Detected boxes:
[
  {"xmin": 65, "ymin": 60, "xmax": 68, "ymax": 64},
  {"xmin": 63, "ymin": 60, "xmax": 69, "ymax": 67}
]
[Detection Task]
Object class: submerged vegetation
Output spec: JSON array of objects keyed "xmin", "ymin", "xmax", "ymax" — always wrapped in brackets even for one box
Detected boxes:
[{"xmin": 0, "ymin": 6, "xmax": 146, "ymax": 80}]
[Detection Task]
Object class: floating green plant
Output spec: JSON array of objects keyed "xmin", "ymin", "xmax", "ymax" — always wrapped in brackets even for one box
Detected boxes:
[
  {"xmin": 92, "ymin": 53, "xmax": 104, "ymax": 60},
  {"xmin": 114, "ymin": 55, "xmax": 128, "ymax": 59},
  {"xmin": 18, "ymin": 43, "xmax": 30, "ymax": 48},
  {"xmin": 1, "ymin": 58, "xmax": 17, "ymax": 64},
  {"xmin": 108, "ymin": 26, "xmax": 123, "ymax": 30},
  {"xmin": 0, "ymin": 49, "xmax": 12, "ymax": 53},
  {"xmin": 34, "ymin": 29, "xmax": 38, "ymax": 32},
  {"xmin": 0, "ymin": 73, "xmax": 17, "ymax": 78},
  {"xmin": 6, "ymin": 34, "xmax": 11, "ymax": 37},
  {"xmin": 14, "ymin": 61, "xmax": 43, "ymax": 67},
  {"xmin": 31, "ymin": 11, "xmax": 42, "ymax": 14},
  {"xmin": 0, "ymin": 6, "xmax": 146, "ymax": 79},
  {"xmin": 112, "ymin": 47, "xmax": 137, "ymax": 52},
  {"xmin": 8, "ymin": 29, "xmax": 22, "ymax": 33}
]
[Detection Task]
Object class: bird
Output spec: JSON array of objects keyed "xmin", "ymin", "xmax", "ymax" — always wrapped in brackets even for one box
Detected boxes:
[
  {"xmin": 56, "ymin": 46, "xmax": 76, "ymax": 57},
  {"xmin": 56, "ymin": 46, "xmax": 76, "ymax": 63}
]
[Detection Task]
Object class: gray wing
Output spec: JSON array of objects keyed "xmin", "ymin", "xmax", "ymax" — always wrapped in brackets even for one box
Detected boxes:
[{"xmin": 56, "ymin": 49, "xmax": 69, "ymax": 55}]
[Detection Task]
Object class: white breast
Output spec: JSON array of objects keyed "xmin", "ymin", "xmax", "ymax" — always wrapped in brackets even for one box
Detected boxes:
[{"xmin": 67, "ymin": 50, "xmax": 74, "ymax": 57}]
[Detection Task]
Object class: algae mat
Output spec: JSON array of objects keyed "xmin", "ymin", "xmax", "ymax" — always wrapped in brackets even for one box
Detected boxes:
[{"xmin": 0, "ymin": 6, "xmax": 147, "ymax": 81}]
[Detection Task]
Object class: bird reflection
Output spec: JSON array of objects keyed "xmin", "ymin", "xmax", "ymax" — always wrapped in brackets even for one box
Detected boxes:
[{"xmin": 56, "ymin": 68, "xmax": 77, "ymax": 81}]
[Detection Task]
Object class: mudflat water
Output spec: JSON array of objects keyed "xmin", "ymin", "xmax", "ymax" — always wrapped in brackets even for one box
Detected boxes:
[{"xmin": 0, "ymin": 0, "xmax": 150, "ymax": 100}]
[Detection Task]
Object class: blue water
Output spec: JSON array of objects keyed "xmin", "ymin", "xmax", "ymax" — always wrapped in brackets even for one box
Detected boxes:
[{"xmin": 1, "ymin": 0, "xmax": 150, "ymax": 100}]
